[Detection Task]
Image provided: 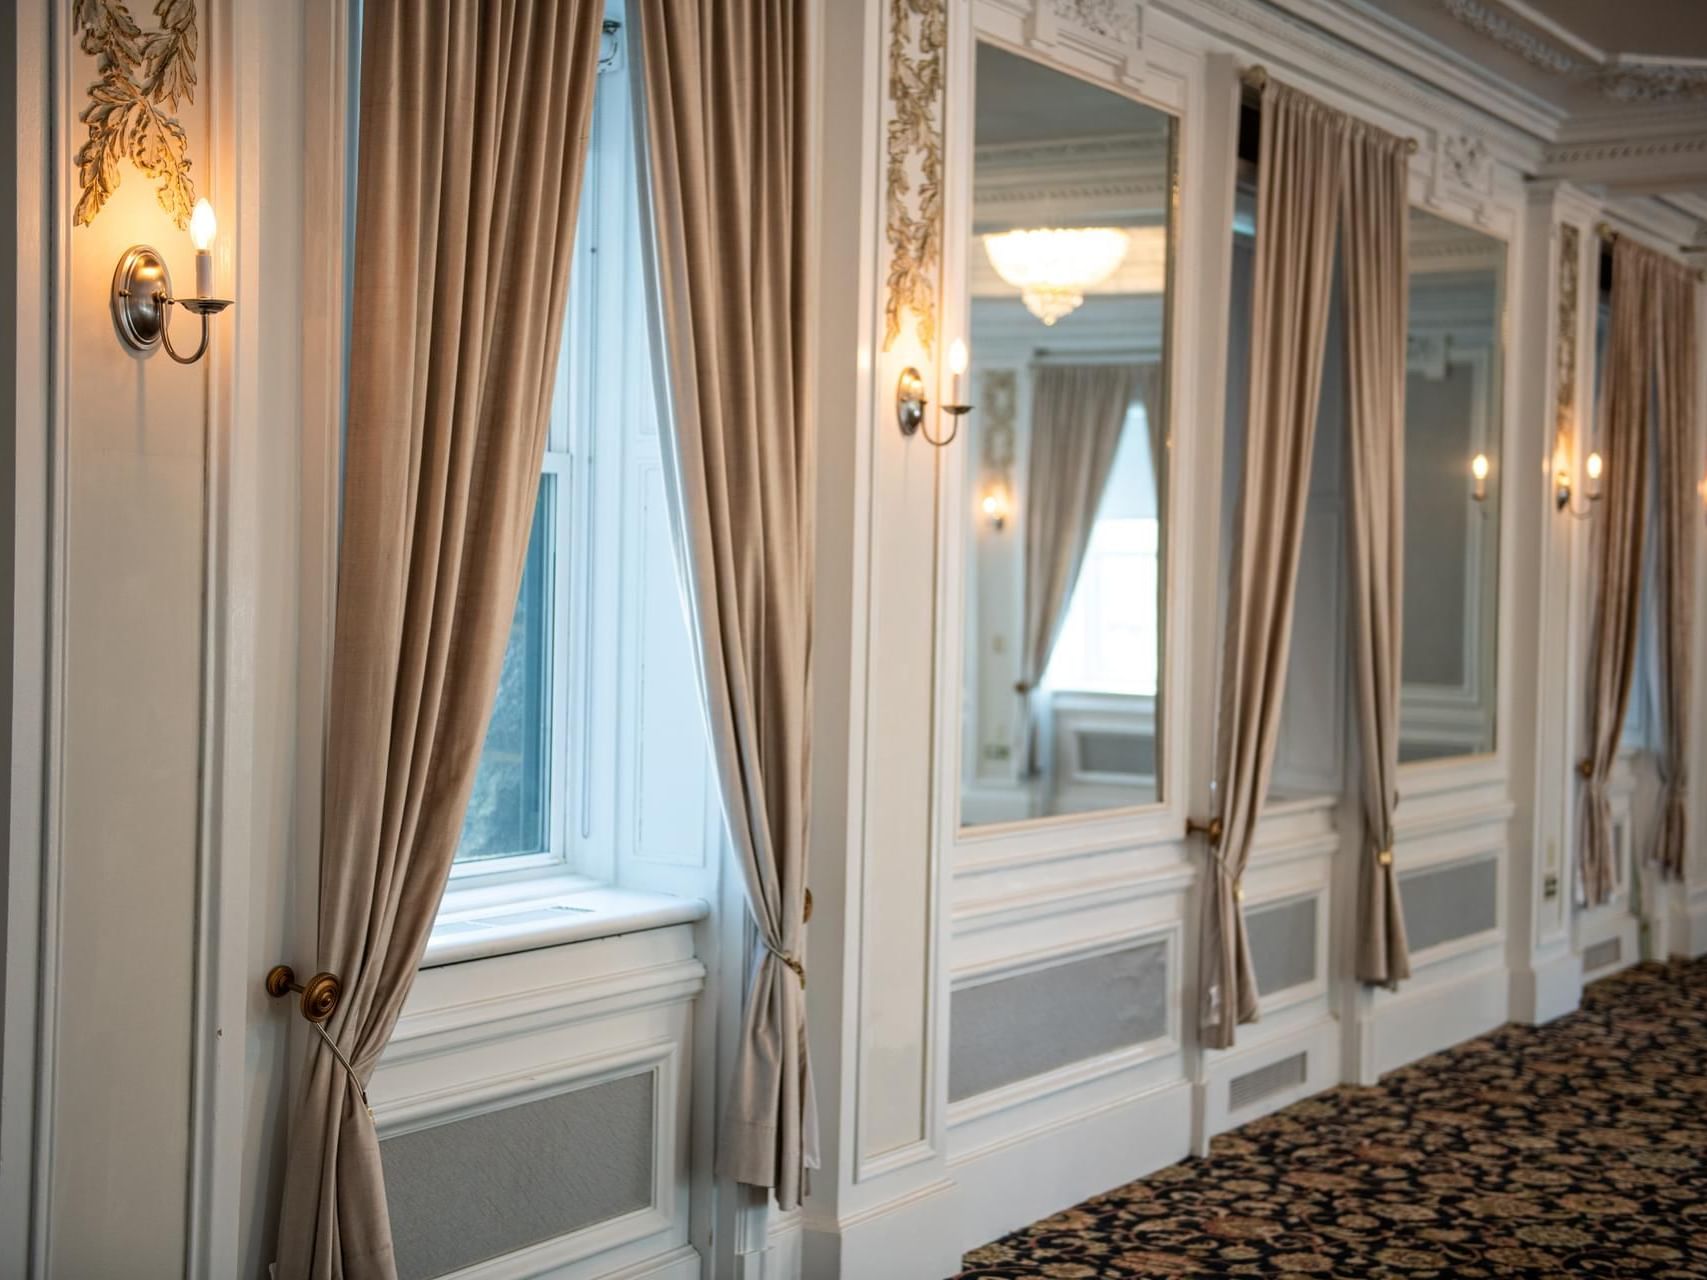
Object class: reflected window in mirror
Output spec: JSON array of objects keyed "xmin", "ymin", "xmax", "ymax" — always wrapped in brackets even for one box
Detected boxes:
[
  {"xmin": 959, "ymin": 44, "xmax": 1176, "ymax": 829},
  {"xmin": 1398, "ymin": 209, "xmax": 1506, "ymax": 763}
]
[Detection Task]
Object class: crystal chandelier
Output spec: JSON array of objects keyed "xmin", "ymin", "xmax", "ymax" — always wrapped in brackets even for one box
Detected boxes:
[{"xmin": 982, "ymin": 227, "xmax": 1131, "ymax": 325}]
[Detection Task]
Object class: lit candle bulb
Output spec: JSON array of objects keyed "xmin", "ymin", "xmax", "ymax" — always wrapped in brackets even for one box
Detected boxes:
[
  {"xmin": 189, "ymin": 198, "xmax": 217, "ymax": 298},
  {"xmin": 1470, "ymin": 452, "xmax": 1489, "ymax": 502},
  {"xmin": 1586, "ymin": 450, "xmax": 1603, "ymax": 498},
  {"xmin": 948, "ymin": 337, "xmax": 968, "ymax": 405}
]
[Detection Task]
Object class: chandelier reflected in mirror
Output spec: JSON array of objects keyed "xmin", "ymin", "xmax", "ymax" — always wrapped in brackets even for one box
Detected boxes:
[{"xmin": 981, "ymin": 226, "xmax": 1131, "ymax": 325}]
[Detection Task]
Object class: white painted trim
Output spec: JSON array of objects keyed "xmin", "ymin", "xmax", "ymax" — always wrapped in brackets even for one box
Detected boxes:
[
  {"xmin": 27, "ymin": 1, "xmax": 73, "ymax": 1271},
  {"xmin": 1199, "ymin": 1012, "xmax": 1338, "ymax": 1140},
  {"xmin": 949, "ymin": 1078, "xmax": 1193, "ymax": 1259},
  {"xmin": 1368, "ymin": 959, "xmax": 1509, "ymax": 1077},
  {"xmin": 1, "ymin": 1, "xmax": 58, "ymax": 1271}
]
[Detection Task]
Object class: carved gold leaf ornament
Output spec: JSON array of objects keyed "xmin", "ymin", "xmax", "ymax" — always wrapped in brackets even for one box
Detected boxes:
[
  {"xmin": 1556, "ymin": 222, "xmax": 1579, "ymax": 441},
  {"xmin": 883, "ymin": 0, "xmax": 946, "ymax": 354},
  {"xmin": 74, "ymin": 0, "xmax": 200, "ymax": 230}
]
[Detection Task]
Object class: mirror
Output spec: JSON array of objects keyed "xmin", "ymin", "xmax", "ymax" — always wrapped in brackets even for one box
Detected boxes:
[
  {"xmin": 959, "ymin": 44, "xmax": 1176, "ymax": 829},
  {"xmin": 1398, "ymin": 208, "xmax": 1506, "ymax": 763}
]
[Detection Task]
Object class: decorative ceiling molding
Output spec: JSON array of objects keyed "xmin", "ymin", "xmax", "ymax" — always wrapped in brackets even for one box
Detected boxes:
[{"xmin": 1437, "ymin": 0, "xmax": 1707, "ymax": 103}]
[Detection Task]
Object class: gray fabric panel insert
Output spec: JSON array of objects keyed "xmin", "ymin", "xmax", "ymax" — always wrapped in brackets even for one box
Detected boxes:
[
  {"xmin": 949, "ymin": 940, "xmax": 1168, "ymax": 1102},
  {"xmin": 1246, "ymin": 895, "xmax": 1317, "ymax": 996},
  {"xmin": 384, "ymin": 1071, "xmax": 655, "ymax": 1280},
  {"xmin": 1400, "ymin": 856, "xmax": 1498, "ymax": 954},
  {"xmin": 1078, "ymin": 730, "xmax": 1155, "ymax": 777}
]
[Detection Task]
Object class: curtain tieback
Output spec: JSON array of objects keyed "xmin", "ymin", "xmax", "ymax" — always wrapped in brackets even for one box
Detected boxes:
[
  {"xmin": 1377, "ymin": 849, "xmax": 1394, "ymax": 868},
  {"xmin": 766, "ymin": 941, "xmax": 806, "ymax": 988},
  {"xmin": 313, "ymin": 1022, "xmax": 374, "ymax": 1120}
]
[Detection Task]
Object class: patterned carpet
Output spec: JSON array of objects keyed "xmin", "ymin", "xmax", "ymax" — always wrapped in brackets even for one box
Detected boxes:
[{"xmin": 954, "ymin": 958, "xmax": 1707, "ymax": 1278}]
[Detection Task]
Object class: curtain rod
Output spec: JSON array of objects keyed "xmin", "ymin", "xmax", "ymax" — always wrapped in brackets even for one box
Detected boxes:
[
  {"xmin": 1596, "ymin": 222, "xmax": 1707, "ymax": 280},
  {"xmin": 1240, "ymin": 64, "xmax": 1419, "ymax": 155}
]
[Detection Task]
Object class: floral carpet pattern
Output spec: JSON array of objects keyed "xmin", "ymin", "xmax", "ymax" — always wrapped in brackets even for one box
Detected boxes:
[{"xmin": 954, "ymin": 958, "xmax": 1707, "ymax": 1278}]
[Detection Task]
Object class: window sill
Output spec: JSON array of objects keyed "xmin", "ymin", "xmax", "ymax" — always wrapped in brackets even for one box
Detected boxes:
[{"xmin": 424, "ymin": 873, "xmax": 709, "ymax": 969}]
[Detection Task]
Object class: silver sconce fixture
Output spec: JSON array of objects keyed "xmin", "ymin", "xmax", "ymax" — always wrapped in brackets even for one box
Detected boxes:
[
  {"xmin": 111, "ymin": 198, "xmax": 233, "ymax": 365},
  {"xmin": 896, "ymin": 338, "xmax": 973, "ymax": 446}
]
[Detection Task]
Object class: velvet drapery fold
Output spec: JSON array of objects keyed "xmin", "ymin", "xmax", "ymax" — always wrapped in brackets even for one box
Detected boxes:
[
  {"xmin": 1341, "ymin": 124, "xmax": 1412, "ymax": 988},
  {"xmin": 272, "ymin": 2, "xmax": 603, "ymax": 1273},
  {"xmin": 632, "ymin": 0, "xmax": 820, "ymax": 1210},
  {"xmin": 1653, "ymin": 257, "xmax": 1700, "ymax": 881},
  {"xmin": 1580, "ymin": 239, "xmax": 1660, "ymax": 907},
  {"xmin": 1201, "ymin": 79, "xmax": 1347, "ymax": 1050}
]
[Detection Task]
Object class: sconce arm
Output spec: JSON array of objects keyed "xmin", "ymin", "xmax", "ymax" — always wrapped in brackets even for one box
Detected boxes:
[{"xmin": 159, "ymin": 295, "xmax": 234, "ymax": 365}]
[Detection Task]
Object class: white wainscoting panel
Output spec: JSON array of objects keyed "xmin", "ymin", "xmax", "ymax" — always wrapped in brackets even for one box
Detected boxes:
[{"xmin": 371, "ymin": 926, "xmax": 704, "ymax": 1280}]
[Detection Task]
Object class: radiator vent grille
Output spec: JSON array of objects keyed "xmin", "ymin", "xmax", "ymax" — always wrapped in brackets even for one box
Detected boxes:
[
  {"xmin": 1229, "ymin": 1051, "xmax": 1307, "ymax": 1112},
  {"xmin": 1584, "ymin": 937, "xmax": 1622, "ymax": 973}
]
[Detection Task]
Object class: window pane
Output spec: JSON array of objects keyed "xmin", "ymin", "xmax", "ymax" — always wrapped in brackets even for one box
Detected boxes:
[{"xmin": 457, "ymin": 476, "xmax": 555, "ymax": 862}]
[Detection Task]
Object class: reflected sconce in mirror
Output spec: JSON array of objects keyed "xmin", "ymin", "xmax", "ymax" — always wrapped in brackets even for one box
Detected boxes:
[
  {"xmin": 897, "ymin": 338, "xmax": 973, "ymax": 447},
  {"xmin": 111, "ymin": 198, "xmax": 234, "ymax": 365},
  {"xmin": 980, "ymin": 481, "xmax": 1012, "ymax": 532},
  {"xmin": 1470, "ymin": 452, "xmax": 1490, "ymax": 503},
  {"xmin": 1557, "ymin": 449, "xmax": 1602, "ymax": 518}
]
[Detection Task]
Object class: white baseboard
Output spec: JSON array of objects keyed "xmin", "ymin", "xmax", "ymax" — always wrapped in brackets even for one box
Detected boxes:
[
  {"xmin": 801, "ymin": 1178, "xmax": 963, "ymax": 1280},
  {"xmin": 949, "ymin": 1079, "xmax": 1192, "ymax": 1258},
  {"xmin": 1508, "ymin": 948, "xmax": 1581, "ymax": 1025},
  {"xmin": 1198, "ymin": 1014, "xmax": 1339, "ymax": 1143},
  {"xmin": 1669, "ymin": 890, "xmax": 1707, "ymax": 959},
  {"xmin": 1369, "ymin": 962, "xmax": 1508, "ymax": 1077}
]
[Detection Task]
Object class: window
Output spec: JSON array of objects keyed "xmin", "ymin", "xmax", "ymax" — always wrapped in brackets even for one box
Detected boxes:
[
  {"xmin": 1044, "ymin": 403, "xmax": 1162, "ymax": 698},
  {"xmin": 448, "ymin": 21, "xmax": 714, "ymax": 895}
]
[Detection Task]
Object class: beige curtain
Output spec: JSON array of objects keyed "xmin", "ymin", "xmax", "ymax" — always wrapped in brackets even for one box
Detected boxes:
[
  {"xmin": 273, "ymin": 3, "xmax": 603, "ymax": 1274},
  {"xmin": 1580, "ymin": 239, "xmax": 1659, "ymax": 907},
  {"xmin": 632, "ymin": 0, "xmax": 819, "ymax": 1210},
  {"xmin": 1201, "ymin": 80, "xmax": 1347, "ymax": 1050},
  {"xmin": 1341, "ymin": 124, "xmax": 1412, "ymax": 986},
  {"xmin": 1017, "ymin": 363, "xmax": 1144, "ymax": 769},
  {"xmin": 1654, "ymin": 260, "xmax": 1700, "ymax": 880}
]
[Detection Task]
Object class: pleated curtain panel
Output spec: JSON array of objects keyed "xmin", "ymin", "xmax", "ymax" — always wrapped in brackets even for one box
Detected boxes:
[
  {"xmin": 1579, "ymin": 240, "xmax": 1660, "ymax": 906},
  {"xmin": 632, "ymin": 0, "xmax": 820, "ymax": 1209},
  {"xmin": 1200, "ymin": 75, "xmax": 1412, "ymax": 1050},
  {"xmin": 1017, "ymin": 364, "xmax": 1147, "ymax": 773},
  {"xmin": 272, "ymin": 2, "xmax": 604, "ymax": 1275},
  {"xmin": 1653, "ymin": 258, "xmax": 1700, "ymax": 881},
  {"xmin": 1341, "ymin": 124, "xmax": 1413, "ymax": 988}
]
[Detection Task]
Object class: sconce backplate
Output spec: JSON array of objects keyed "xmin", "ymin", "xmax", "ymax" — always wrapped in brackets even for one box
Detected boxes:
[
  {"xmin": 896, "ymin": 366, "xmax": 926, "ymax": 437},
  {"xmin": 111, "ymin": 245, "xmax": 172, "ymax": 353}
]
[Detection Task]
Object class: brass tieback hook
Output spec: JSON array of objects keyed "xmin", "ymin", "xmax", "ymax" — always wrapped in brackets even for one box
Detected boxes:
[
  {"xmin": 1186, "ymin": 815, "xmax": 1224, "ymax": 847},
  {"xmin": 265, "ymin": 964, "xmax": 342, "ymax": 1024}
]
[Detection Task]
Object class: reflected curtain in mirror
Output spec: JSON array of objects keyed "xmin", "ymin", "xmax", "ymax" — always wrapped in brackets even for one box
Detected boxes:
[
  {"xmin": 1017, "ymin": 363, "xmax": 1148, "ymax": 772},
  {"xmin": 959, "ymin": 42, "xmax": 1175, "ymax": 830}
]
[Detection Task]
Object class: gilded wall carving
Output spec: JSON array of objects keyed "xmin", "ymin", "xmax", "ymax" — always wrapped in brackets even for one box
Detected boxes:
[
  {"xmin": 883, "ymin": 0, "xmax": 946, "ymax": 353},
  {"xmin": 1555, "ymin": 222, "xmax": 1579, "ymax": 440},
  {"xmin": 74, "ymin": 0, "xmax": 200, "ymax": 229}
]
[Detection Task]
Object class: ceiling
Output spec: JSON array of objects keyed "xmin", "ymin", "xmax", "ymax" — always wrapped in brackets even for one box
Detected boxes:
[{"xmin": 1361, "ymin": 0, "xmax": 1707, "ymax": 111}]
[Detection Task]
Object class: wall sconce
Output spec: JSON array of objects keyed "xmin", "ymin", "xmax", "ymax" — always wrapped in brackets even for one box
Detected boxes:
[
  {"xmin": 980, "ymin": 482, "xmax": 1012, "ymax": 532},
  {"xmin": 1470, "ymin": 452, "xmax": 1490, "ymax": 503},
  {"xmin": 111, "ymin": 197, "xmax": 234, "ymax": 365},
  {"xmin": 896, "ymin": 338, "xmax": 973, "ymax": 447},
  {"xmin": 1557, "ymin": 449, "xmax": 1602, "ymax": 518}
]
